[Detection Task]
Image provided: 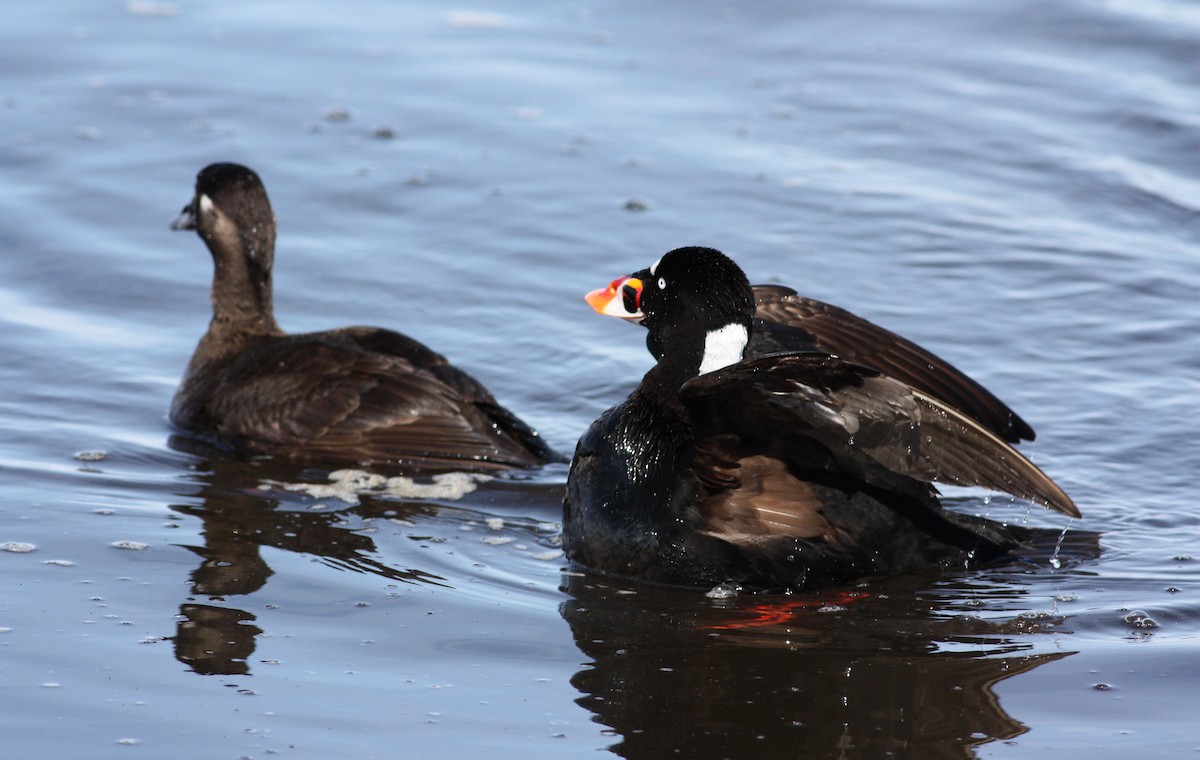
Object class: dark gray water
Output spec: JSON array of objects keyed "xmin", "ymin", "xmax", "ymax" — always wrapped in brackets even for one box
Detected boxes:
[{"xmin": 3, "ymin": 1, "xmax": 1198, "ymax": 757}]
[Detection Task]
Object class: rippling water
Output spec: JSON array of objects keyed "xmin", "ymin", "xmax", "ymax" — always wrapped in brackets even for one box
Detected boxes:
[{"xmin": 3, "ymin": 1, "xmax": 1198, "ymax": 757}]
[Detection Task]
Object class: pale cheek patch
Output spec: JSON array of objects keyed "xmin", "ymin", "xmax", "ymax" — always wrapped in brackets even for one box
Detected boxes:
[
  {"xmin": 199, "ymin": 194, "xmax": 215, "ymax": 215},
  {"xmin": 698, "ymin": 323, "xmax": 748, "ymax": 375}
]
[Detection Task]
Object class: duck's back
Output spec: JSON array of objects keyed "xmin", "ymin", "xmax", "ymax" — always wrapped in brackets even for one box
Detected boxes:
[{"xmin": 171, "ymin": 326, "xmax": 559, "ymax": 472}]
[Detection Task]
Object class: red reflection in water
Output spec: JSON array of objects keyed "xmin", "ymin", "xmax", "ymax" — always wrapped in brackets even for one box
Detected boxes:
[{"xmin": 709, "ymin": 591, "xmax": 869, "ymax": 630}]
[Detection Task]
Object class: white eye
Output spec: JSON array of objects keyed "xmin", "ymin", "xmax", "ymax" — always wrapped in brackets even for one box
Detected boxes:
[{"xmin": 657, "ymin": 277, "xmax": 666, "ymax": 290}]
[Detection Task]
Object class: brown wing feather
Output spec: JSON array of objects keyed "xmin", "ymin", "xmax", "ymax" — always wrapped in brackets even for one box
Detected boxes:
[
  {"xmin": 694, "ymin": 447, "xmax": 834, "ymax": 539},
  {"xmin": 751, "ymin": 285, "xmax": 1036, "ymax": 443},
  {"xmin": 682, "ymin": 354, "xmax": 1078, "ymax": 518}
]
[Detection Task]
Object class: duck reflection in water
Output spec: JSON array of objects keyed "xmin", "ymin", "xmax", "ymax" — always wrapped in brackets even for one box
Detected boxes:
[
  {"xmin": 560, "ymin": 572, "xmax": 1078, "ymax": 759},
  {"xmin": 168, "ymin": 445, "xmax": 448, "ymax": 676}
]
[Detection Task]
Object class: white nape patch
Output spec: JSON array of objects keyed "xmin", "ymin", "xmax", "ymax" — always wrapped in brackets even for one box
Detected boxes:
[
  {"xmin": 649, "ymin": 256, "xmax": 663, "ymax": 276},
  {"xmin": 698, "ymin": 323, "xmax": 748, "ymax": 375},
  {"xmin": 198, "ymin": 194, "xmax": 214, "ymax": 215}
]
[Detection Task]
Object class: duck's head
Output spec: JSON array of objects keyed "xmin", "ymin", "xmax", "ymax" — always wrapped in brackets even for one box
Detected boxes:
[
  {"xmin": 172, "ymin": 162, "xmax": 276, "ymax": 273},
  {"xmin": 587, "ymin": 246, "xmax": 755, "ymax": 375}
]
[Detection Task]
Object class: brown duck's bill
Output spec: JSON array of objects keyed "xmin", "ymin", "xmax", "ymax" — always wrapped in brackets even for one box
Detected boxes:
[
  {"xmin": 171, "ymin": 201, "xmax": 198, "ymax": 231},
  {"xmin": 586, "ymin": 276, "xmax": 644, "ymax": 320}
]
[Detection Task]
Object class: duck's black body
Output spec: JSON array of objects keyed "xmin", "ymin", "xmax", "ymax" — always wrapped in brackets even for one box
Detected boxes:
[
  {"xmin": 566, "ymin": 247, "xmax": 1076, "ymax": 591},
  {"xmin": 170, "ymin": 162, "xmax": 561, "ymax": 472}
]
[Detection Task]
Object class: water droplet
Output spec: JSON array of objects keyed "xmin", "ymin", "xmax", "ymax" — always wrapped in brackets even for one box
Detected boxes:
[
  {"xmin": 706, "ymin": 583, "xmax": 739, "ymax": 600},
  {"xmin": 1049, "ymin": 524, "xmax": 1070, "ymax": 569},
  {"xmin": 1122, "ymin": 610, "xmax": 1158, "ymax": 629},
  {"xmin": 1018, "ymin": 610, "xmax": 1053, "ymax": 620}
]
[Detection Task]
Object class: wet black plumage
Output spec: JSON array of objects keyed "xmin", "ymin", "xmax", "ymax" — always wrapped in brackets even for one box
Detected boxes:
[
  {"xmin": 565, "ymin": 246, "xmax": 1077, "ymax": 591},
  {"xmin": 169, "ymin": 162, "xmax": 561, "ymax": 472}
]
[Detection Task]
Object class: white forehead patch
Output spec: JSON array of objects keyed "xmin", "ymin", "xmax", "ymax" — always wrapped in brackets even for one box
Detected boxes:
[
  {"xmin": 648, "ymin": 256, "xmax": 663, "ymax": 276},
  {"xmin": 698, "ymin": 323, "xmax": 748, "ymax": 375},
  {"xmin": 198, "ymin": 194, "xmax": 215, "ymax": 214}
]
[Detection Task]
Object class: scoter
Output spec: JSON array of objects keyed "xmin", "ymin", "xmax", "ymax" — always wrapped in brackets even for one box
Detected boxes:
[
  {"xmin": 566, "ymin": 246, "xmax": 1077, "ymax": 590},
  {"xmin": 169, "ymin": 162, "xmax": 561, "ymax": 472}
]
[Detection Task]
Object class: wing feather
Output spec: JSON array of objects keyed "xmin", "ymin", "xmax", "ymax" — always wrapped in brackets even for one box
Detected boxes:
[
  {"xmin": 174, "ymin": 328, "xmax": 560, "ymax": 470},
  {"xmin": 682, "ymin": 353, "xmax": 1078, "ymax": 517},
  {"xmin": 750, "ymin": 285, "xmax": 1036, "ymax": 443}
]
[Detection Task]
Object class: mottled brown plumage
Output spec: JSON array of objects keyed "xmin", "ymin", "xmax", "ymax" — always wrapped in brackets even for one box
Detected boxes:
[{"xmin": 170, "ymin": 162, "xmax": 561, "ymax": 472}]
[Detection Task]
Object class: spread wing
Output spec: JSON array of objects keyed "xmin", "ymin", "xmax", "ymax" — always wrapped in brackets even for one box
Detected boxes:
[
  {"xmin": 681, "ymin": 353, "xmax": 1077, "ymax": 521},
  {"xmin": 750, "ymin": 285, "xmax": 1036, "ymax": 443}
]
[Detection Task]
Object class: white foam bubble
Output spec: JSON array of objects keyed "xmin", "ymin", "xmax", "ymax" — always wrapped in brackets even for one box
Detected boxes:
[{"xmin": 274, "ymin": 469, "xmax": 490, "ymax": 505}]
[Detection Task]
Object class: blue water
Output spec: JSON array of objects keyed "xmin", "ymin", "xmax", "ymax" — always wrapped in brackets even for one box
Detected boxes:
[{"xmin": 2, "ymin": 1, "xmax": 1198, "ymax": 757}]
